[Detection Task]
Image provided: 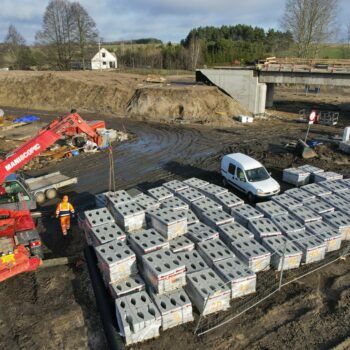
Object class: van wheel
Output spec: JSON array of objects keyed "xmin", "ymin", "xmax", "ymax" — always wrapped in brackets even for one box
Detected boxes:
[
  {"xmin": 247, "ymin": 192, "xmax": 255, "ymax": 203},
  {"xmin": 46, "ymin": 188, "xmax": 57, "ymax": 200},
  {"xmin": 35, "ymin": 192, "xmax": 46, "ymax": 204},
  {"xmin": 222, "ymin": 178, "xmax": 228, "ymax": 187}
]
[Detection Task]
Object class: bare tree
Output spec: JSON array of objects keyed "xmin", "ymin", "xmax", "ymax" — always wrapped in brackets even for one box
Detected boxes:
[
  {"xmin": 4, "ymin": 25, "xmax": 26, "ymax": 68},
  {"xmin": 282, "ymin": 0, "xmax": 339, "ymax": 58},
  {"xmin": 71, "ymin": 2, "xmax": 98, "ymax": 69},
  {"xmin": 187, "ymin": 35, "xmax": 202, "ymax": 70}
]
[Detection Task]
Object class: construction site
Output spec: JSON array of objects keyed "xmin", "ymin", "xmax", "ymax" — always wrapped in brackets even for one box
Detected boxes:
[{"xmin": 0, "ymin": 58, "xmax": 350, "ymax": 350}]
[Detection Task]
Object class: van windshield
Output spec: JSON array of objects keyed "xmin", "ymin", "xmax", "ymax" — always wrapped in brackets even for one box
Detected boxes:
[{"xmin": 245, "ymin": 167, "xmax": 270, "ymax": 182}]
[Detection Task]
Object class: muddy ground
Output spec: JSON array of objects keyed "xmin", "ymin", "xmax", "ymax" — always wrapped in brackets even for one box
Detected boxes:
[{"xmin": 0, "ymin": 83, "xmax": 350, "ymax": 350}]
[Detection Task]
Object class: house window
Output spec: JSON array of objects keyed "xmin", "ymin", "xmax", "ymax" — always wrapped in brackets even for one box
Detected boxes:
[
  {"xmin": 102, "ymin": 61, "xmax": 106, "ymax": 65},
  {"xmin": 102, "ymin": 53, "xmax": 106, "ymax": 58}
]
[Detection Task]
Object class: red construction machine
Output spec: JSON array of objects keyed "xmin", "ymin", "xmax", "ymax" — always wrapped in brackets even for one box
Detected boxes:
[{"xmin": 0, "ymin": 112, "xmax": 106, "ymax": 282}]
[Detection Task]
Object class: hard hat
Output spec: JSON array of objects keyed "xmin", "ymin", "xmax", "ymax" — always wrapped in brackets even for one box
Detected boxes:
[{"xmin": 63, "ymin": 195, "xmax": 69, "ymax": 202}]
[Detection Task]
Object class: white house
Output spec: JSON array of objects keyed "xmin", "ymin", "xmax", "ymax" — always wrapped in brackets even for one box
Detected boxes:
[{"xmin": 91, "ymin": 48, "xmax": 117, "ymax": 70}]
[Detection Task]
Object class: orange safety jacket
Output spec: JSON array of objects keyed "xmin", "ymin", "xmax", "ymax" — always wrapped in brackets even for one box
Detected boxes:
[{"xmin": 56, "ymin": 202, "xmax": 75, "ymax": 217}]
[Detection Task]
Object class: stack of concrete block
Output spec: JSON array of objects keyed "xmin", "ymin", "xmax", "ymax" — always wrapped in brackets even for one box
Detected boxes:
[
  {"xmin": 322, "ymin": 194, "xmax": 350, "ymax": 215},
  {"xmin": 185, "ymin": 268, "xmax": 231, "ymax": 316},
  {"xmin": 183, "ymin": 177, "xmax": 210, "ymax": 190},
  {"xmin": 272, "ymin": 215, "xmax": 305, "ymax": 236},
  {"xmin": 340, "ymin": 178, "xmax": 350, "ymax": 187},
  {"xmin": 106, "ymin": 190, "xmax": 134, "ymax": 208},
  {"xmin": 261, "ymin": 235, "xmax": 302, "ymax": 270},
  {"xmin": 147, "ymin": 208, "xmax": 187, "ymax": 239},
  {"xmin": 285, "ymin": 230, "xmax": 326, "ymax": 264},
  {"xmin": 148, "ymin": 186, "xmax": 174, "ymax": 201},
  {"xmin": 191, "ymin": 197, "xmax": 223, "ymax": 216},
  {"xmin": 314, "ymin": 171, "xmax": 343, "ymax": 183},
  {"xmin": 200, "ymin": 183, "xmax": 228, "ymax": 200},
  {"xmin": 306, "ymin": 221, "xmax": 342, "ymax": 252},
  {"xmin": 110, "ymin": 274, "xmax": 146, "ymax": 299},
  {"xmin": 198, "ymin": 209, "xmax": 234, "ymax": 229},
  {"xmin": 186, "ymin": 222, "xmax": 219, "ymax": 243},
  {"xmin": 135, "ymin": 194, "xmax": 161, "ymax": 212},
  {"xmin": 302, "ymin": 183, "xmax": 332, "ymax": 197},
  {"xmin": 187, "ymin": 209, "xmax": 200, "ymax": 225},
  {"xmin": 128, "ymin": 228, "xmax": 169, "ymax": 256},
  {"xmin": 176, "ymin": 250, "xmax": 209, "ymax": 274},
  {"xmin": 213, "ymin": 257, "xmax": 256, "ymax": 299},
  {"xmin": 115, "ymin": 291, "xmax": 161, "ymax": 345},
  {"xmin": 298, "ymin": 164, "xmax": 324, "ymax": 182},
  {"xmin": 231, "ymin": 239, "xmax": 271, "ymax": 272},
  {"xmin": 322, "ymin": 211, "xmax": 350, "ymax": 240},
  {"xmin": 160, "ymin": 196, "xmax": 189, "ymax": 211},
  {"xmin": 162, "ymin": 180, "xmax": 188, "ymax": 193},
  {"xmin": 319, "ymin": 180, "xmax": 349, "ymax": 194},
  {"xmin": 218, "ymin": 222, "xmax": 254, "ymax": 245},
  {"xmin": 88, "ymin": 222, "xmax": 126, "ymax": 247},
  {"xmin": 290, "ymin": 206, "xmax": 322, "ymax": 224},
  {"xmin": 337, "ymin": 189, "xmax": 350, "ymax": 202},
  {"xmin": 84, "ymin": 207, "xmax": 115, "ymax": 229},
  {"xmin": 248, "ymin": 218, "xmax": 282, "ymax": 239},
  {"xmin": 169, "ymin": 236, "xmax": 195, "ymax": 253},
  {"xmin": 213, "ymin": 192, "xmax": 244, "ymax": 213},
  {"xmin": 150, "ymin": 288, "xmax": 194, "ymax": 330},
  {"xmin": 109, "ymin": 201, "xmax": 145, "ymax": 232},
  {"xmin": 141, "ymin": 249, "xmax": 186, "ymax": 294},
  {"xmin": 285, "ymin": 188, "xmax": 315, "ymax": 203},
  {"xmin": 304, "ymin": 198, "xmax": 334, "ymax": 215},
  {"xmin": 197, "ymin": 239, "xmax": 235, "ymax": 266},
  {"xmin": 255, "ymin": 201, "xmax": 288, "ymax": 219},
  {"xmin": 95, "ymin": 240, "xmax": 137, "ymax": 283},
  {"xmin": 231, "ymin": 204, "xmax": 264, "ymax": 227},
  {"xmin": 283, "ymin": 168, "xmax": 310, "ymax": 186},
  {"xmin": 176, "ymin": 187, "xmax": 205, "ymax": 205},
  {"xmin": 272, "ymin": 193, "xmax": 303, "ymax": 210}
]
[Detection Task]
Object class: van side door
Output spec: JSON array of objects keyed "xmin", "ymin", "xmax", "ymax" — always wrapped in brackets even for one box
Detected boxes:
[
  {"xmin": 226, "ymin": 163, "xmax": 236, "ymax": 185},
  {"xmin": 235, "ymin": 167, "xmax": 248, "ymax": 193}
]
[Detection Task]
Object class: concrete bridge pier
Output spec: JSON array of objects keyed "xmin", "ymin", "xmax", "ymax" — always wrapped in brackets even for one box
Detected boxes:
[{"xmin": 266, "ymin": 83, "xmax": 275, "ymax": 108}]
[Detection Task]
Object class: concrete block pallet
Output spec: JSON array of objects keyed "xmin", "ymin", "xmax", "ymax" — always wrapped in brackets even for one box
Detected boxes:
[
  {"xmin": 218, "ymin": 222, "xmax": 254, "ymax": 245},
  {"xmin": 271, "ymin": 215, "xmax": 305, "ymax": 236},
  {"xmin": 322, "ymin": 211, "xmax": 350, "ymax": 240},
  {"xmin": 285, "ymin": 230, "xmax": 326, "ymax": 264},
  {"xmin": 213, "ymin": 257, "xmax": 256, "ymax": 298},
  {"xmin": 319, "ymin": 180, "xmax": 349, "ymax": 194},
  {"xmin": 147, "ymin": 186, "xmax": 174, "ymax": 201},
  {"xmin": 109, "ymin": 274, "xmax": 145, "ymax": 299},
  {"xmin": 230, "ymin": 239, "xmax": 271, "ymax": 272},
  {"xmin": 314, "ymin": 171, "xmax": 343, "ymax": 183},
  {"xmin": 298, "ymin": 164, "xmax": 324, "ymax": 181},
  {"xmin": 255, "ymin": 201, "xmax": 288, "ymax": 219},
  {"xmin": 135, "ymin": 194, "xmax": 161, "ymax": 211},
  {"xmin": 197, "ymin": 239, "xmax": 235, "ymax": 266},
  {"xmin": 115, "ymin": 291, "xmax": 161, "ymax": 345},
  {"xmin": 285, "ymin": 188, "xmax": 315, "ymax": 203},
  {"xmin": 105, "ymin": 190, "xmax": 134, "ymax": 207},
  {"xmin": 128, "ymin": 228, "xmax": 169, "ymax": 256},
  {"xmin": 306, "ymin": 221, "xmax": 342, "ymax": 252},
  {"xmin": 261, "ymin": 235, "xmax": 302, "ymax": 270},
  {"xmin": 304, "ymin": 198, "xmax": 335, "ymax": 215},
  {"xmin": 183, "ymin": 177, "xmax": 210, "ymax": 189},
  {"xmin": 95, "ymin": 239, "xmax": 137, "ymax": 283},
  {"xmin": 191, "ymin": 197, "xmax": 223, "ymax": 216},
  {"xmin": 109, "ymin": 201, "xmax": 145, "ymax": 232},
  {"xmin": 283, "ymin": 168, "xmax": 310, "ymax": 186},
  {"xmin": 169, "ymin": 236, "xmax": 195, "ymax": 253},
  {"xmin": 290, "ymin": 206, "xmax": 322, "ymax": 224},
  {"xmin": 187, "ymin": 209, "xmax": 200, "ymax": 225},
  {"xmin": 272, "ymin": 193, "xmax": 303, "ymax": 210},
  {"xmin": 141, "ymin": 249, "xmax": 186, "ymax": 294},
  {"xmin": 198, "ymin": 209, "xmax": 234, "ymax": 229},
  {"xmin": 199, "ymin": 183, "xmax": 228, "ymax": 199},
  {"xmin": 231, "ymin": 204, "xmax": 264, "ymax": 227},
  {"xmin": 185, "ymin": 268, "xmax": 231, "ymax": 316},
  {"xmin": 160, "ymin": 196, "xmax": 189, "ymax": 211},
  {"xmin": 84, "ymin": 207, "xmax": 115, "ymax": 228},
  {"xmin": 213, "ymin": 191, "xmax": 244, "ymax": 213},
  {"xmin": 301, "ymin": 183, "xmax": 331, "ymax": 197},
  {"xmin": 88, "ymin": 222, "xmax": 126, "ymax": 247},
  {"xmin": 248, "ymin": 218, "xmax": 282, "ymax": 239},
  {"xmin": 176, "ymin": 250, "xmax": 209, "ymax": 274},
  {"xmin": 336, "ymin": 189, "xmax": 350, "ymax": 202},
  {"xmin": 162, "ymin": 180, "xmax": 189, "ymax": 193},
  {"xmin": 176, "ymin": 187, "xmax": 205, "ymax": 204},
  {"xmin": 322, "ymin": 194, "xmax": 350, "ymax": 215},
  {"xmin": 340, "ymin": 178, "xmax": 350, "ymax": 187},
  {"xmin": 186, "ymin": 222, "xmax": 219, "ymax": 243},
  {"xmin": 147, "ymin": 208, "xmax": 187, "ymax": 240},
  {"xmin": 150, "ymin": 288, "xmax": 194, "ymax": 330}
]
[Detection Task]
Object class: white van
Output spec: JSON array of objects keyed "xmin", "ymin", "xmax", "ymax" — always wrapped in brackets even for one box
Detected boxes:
[{"xmin": 221, "ymin": 153, "xmax": 280, "ymax": 201}]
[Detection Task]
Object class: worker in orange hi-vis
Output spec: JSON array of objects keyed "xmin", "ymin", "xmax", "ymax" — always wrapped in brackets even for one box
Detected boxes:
[{"xmin": 55, "ymin": 195, "xmax": 75, "ymax": 236}]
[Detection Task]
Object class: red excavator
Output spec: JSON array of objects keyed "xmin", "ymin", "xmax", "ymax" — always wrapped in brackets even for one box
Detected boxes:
[{"xmin": 0, "ymin": 112, "xmax": 106, "ymax": 282}]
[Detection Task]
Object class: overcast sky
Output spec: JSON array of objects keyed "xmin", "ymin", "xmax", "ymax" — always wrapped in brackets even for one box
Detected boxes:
[{"xmin": 1, "ymin": 0, "xmax": 349, "ymax": 43}]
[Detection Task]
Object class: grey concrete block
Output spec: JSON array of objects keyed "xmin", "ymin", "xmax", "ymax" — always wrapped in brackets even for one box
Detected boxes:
[
  {"xmin": 340, "ymin": 178, "xmax": 350, "ymax": 188},
  {"xmin": 191, "ymin": 197, "xmax": 223, "ymax": 215},
  {"xmin": 169, "ymin": 236, "xmax": 195, "ymax": 253},
  {"xmin": 285, "ymin": 188, "xmax": 315, "ymax": 203},
  {"xmin": 160, "ymin": 196, "xmax": 189, "ymax": 211},
  {"xmin": 150, "ymin": 288, "xmax": 194, "ymax": 330},
  {"xmin": 147, "ymin": 208, "xmax": 187, "ymax": 239},
  {"xmin": 141, "ymin": 249, "xmax": 186, "ymax": 294},
  {"xmin": 110, "ymin": 274, "xmax": 146, "ymax": 299},
  {"xmin": 322, "ymin": 211, "xmax": 350, "ymax": 241},
  {"xmin": 175, "ymin": 250, "xmax": 209, "ymax": 274},
  {"xmin": 185, "ymin": 268, "xmax": 231, "ymax": 315},
  {"xmin": 248, "ymin": 218, "xmax": 282, "ymax": 239},
  {"xmin": 271, "ymin": 215, "xmax": 305, "ymax": 235},
  {"xmin": 301, "ymin": 183, "xmax": 332, "ymax": 197},
  {"xmin": 147, "ymin": 186, "xmax": 174, "ymax": 201},
  {"xmin": 213, "ymin": 257, "xmax": 256, "ymax": 299},
  {"xmin": 322, "ymin": 194, "xmax": 350, "ymax": 215},
  {"xmin": 298, "ymin": 164, "xmax": 324, "ymax": 176},
  {"xmin": 213, "ymin": 192, "xmax": 244, "ymax": 213},
  {"xmin": 272, "ymin": 193, "xmax": 303, "ymax": 210},
  {"xmin": 198, "ymin": 209, "xmax": 234, "ymax": 229},
  {"xmin": 304, "ymin": 198, "xmax": 334, "ymax": 215},
  {"xmin": 289, "ymin": 206, "xmax": 322, "ymax": 224},
  {"xmin": 128, "ymin": 228, "xmax": 169, "ymax": 256},
  {"xmin": 183, "ymin": 177, "xmax": 210, "ymax": 189},
  {"xmin": 106, "ymin": 190, "xmax": 134, "ymax": 208},
  {"xmin": 283, "ymin": 168, "xmax": 310, "ymax": 186},
  {"xmin": 231, "ymin": 204, "xmax": 264, "ymax": 227},
  {"xmin": 314, "ymin": 171, "xmax": 343, "ymax": 183},
  {"xmin": 84, "ymin": 208, "xmax": 115, "ymax": 228},
  {"xmin": 162, "ymin": 180, "xmax": 189, "ymax": 193},
  {"xmin": 255, "ymin": 201, "xmax": 288, "ymax": 219},
  {"xmin": 319, "ymin": 180, "xmax": 349, "ymax": 194},
  {"xmin": 218, "ymin": 222, "xmax": 254, "ymax": 245},
  {"xmin": 336, "ymin": 189, "xmax": 350, "ymax": 202},
  {"xmin": 110, "ymin": 201, "xmax": 145, "ymax": 232},
  {"xmin": 135, "ymin": 194, "xmax": 161, "ymax": 211},
  {"xmin": 197, "ymin": 239, "xmax": 235, "ymax": 266},
  {"xmin": 186, "ymin": 222, "xmax": 219, "ymax": 243},
  {"xmin": 187, "ymin": 209, "xmax": 200, "ymax": 225},
  {"xmin": 306, "ymin": 221, "xmax": 342, "ymax": 252},
  {"xmin": 200, "ymin": 183, "xmax": 228, "ymax": 199},
  {"xmin": 176, "ymin": 187, "xmax": 205, "ymax": 204},
  {"xmin": 261, "ymin": 235, "xmax": 302, "ymax": 270},
  {"xmin": 231, "ymin": 239, "xmax": 271, "ymax": 272},
  {"xmin": 89, "ymin": 222, "xmax": 126, "ymax": 247}
]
